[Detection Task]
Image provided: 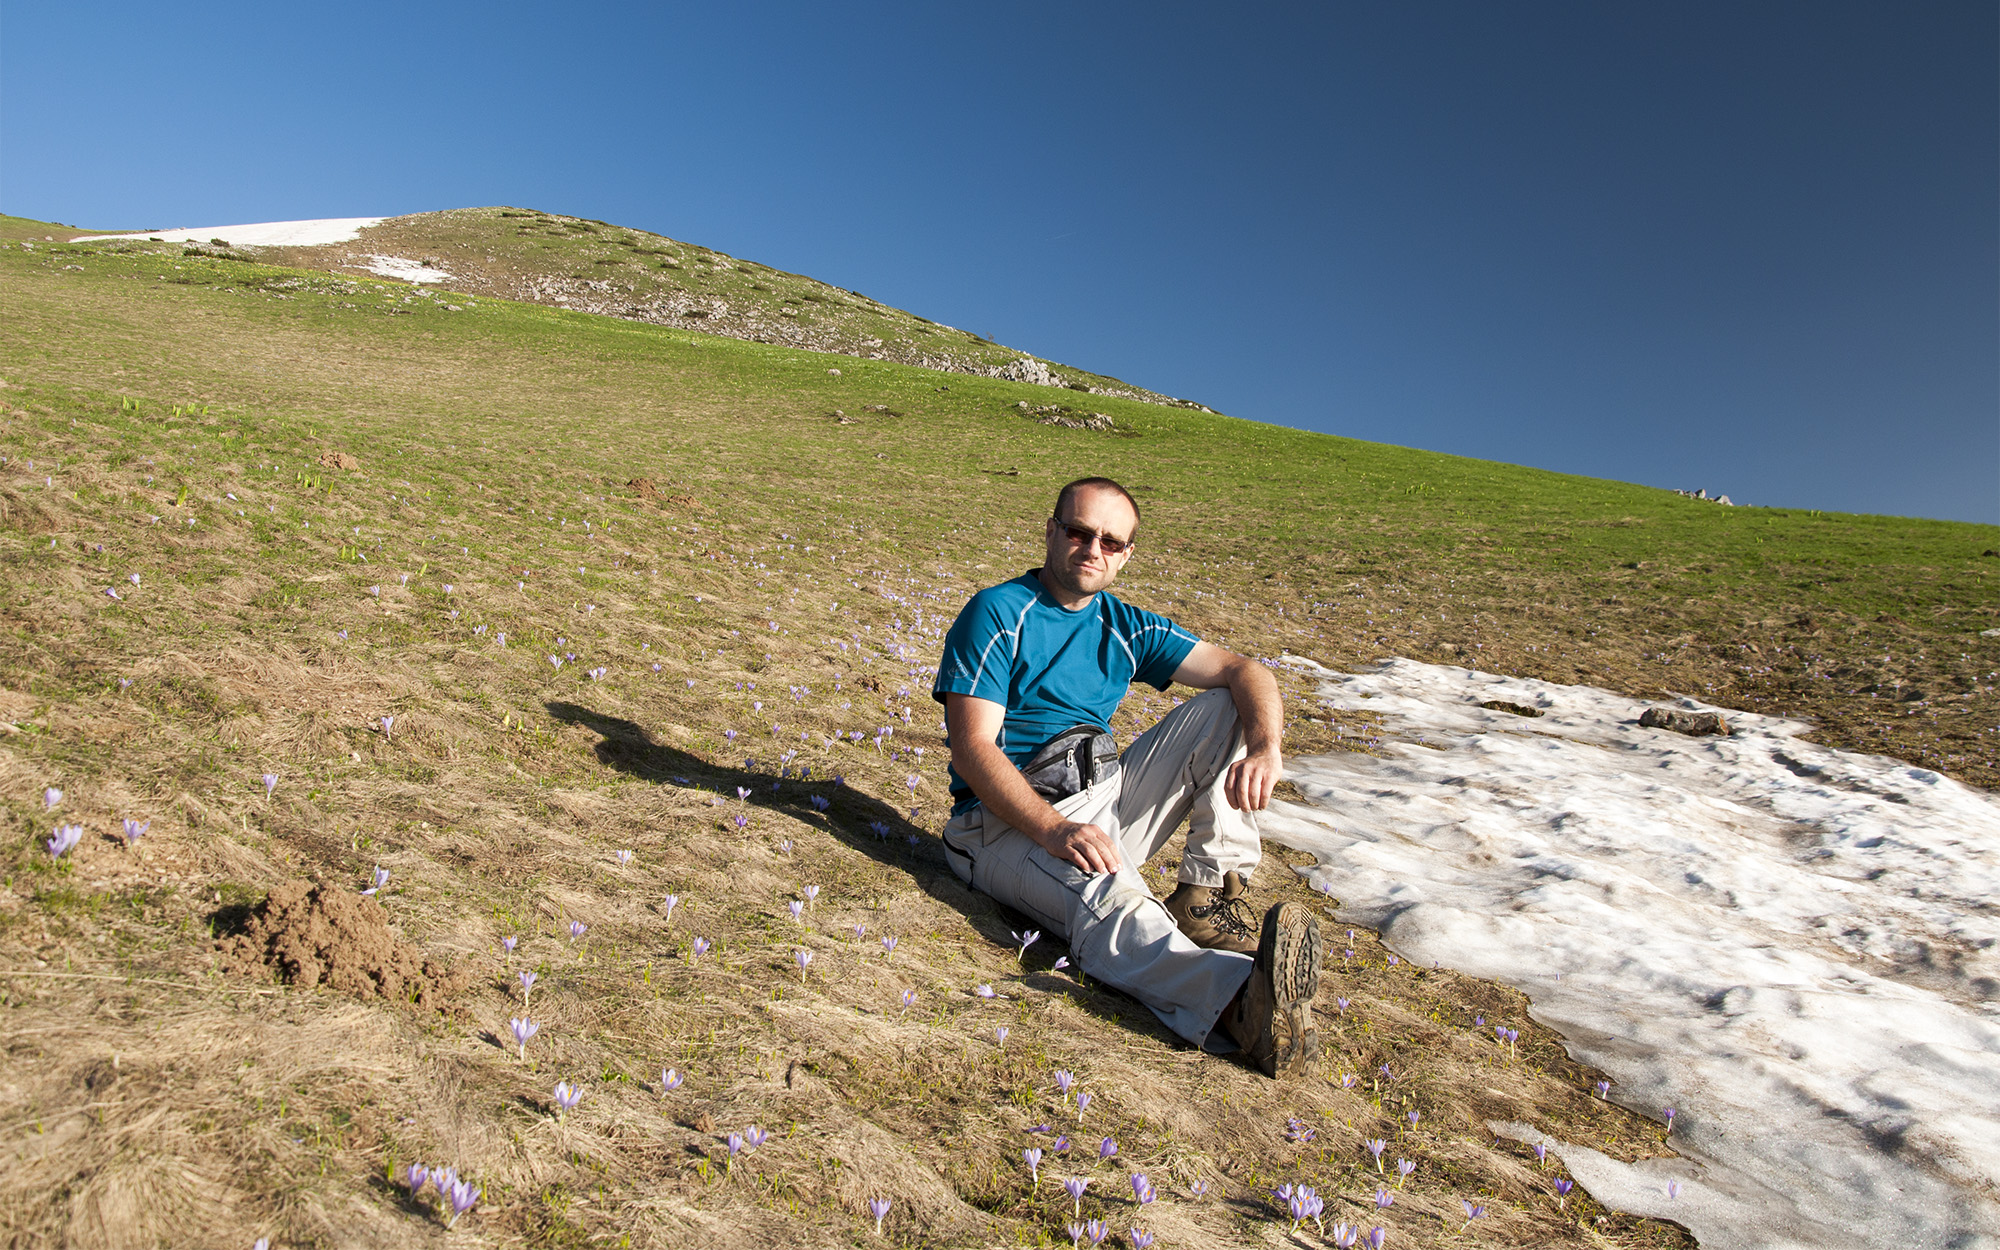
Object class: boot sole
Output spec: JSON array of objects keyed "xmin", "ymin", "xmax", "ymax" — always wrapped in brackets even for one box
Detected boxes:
[{"xmin": 1257, "ymin": 901, "xmax": 1322, "ymax": 1077}]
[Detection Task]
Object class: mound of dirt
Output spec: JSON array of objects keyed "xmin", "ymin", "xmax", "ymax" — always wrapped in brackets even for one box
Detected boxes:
[{"xmin": 219, "ymin": 880, "xmax": 463, "ymax": 1011}]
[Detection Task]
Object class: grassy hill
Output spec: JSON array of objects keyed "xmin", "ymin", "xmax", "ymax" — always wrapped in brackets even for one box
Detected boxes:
[
  {"xmin": 0, "ymin": 207, "xmax": 1994, "ymax": 1249},
  {"xmin": 64, "ymin": 207, "xmax": 1203, "ymax": 407}
]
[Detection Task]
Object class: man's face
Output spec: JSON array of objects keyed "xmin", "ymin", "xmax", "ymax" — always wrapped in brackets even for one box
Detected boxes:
[{"xmin": 1043, "ymin": 486, "xmax": 1137, "ymax": 599}]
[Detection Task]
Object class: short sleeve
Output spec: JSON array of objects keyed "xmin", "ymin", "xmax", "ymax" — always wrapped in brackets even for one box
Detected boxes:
[
  {"xmin": 933, "ymin": 586, "xmax": 1022, "ymax": 706},
  {"xmin": 1125, "ymin": 603, "xmax": 1200, "ymax": 691}
]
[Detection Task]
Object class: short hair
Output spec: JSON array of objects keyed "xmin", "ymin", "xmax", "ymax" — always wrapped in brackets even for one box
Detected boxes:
[{"xmin": 1054, "ymin": 477, "xmax": 1141, "ymax": 538}]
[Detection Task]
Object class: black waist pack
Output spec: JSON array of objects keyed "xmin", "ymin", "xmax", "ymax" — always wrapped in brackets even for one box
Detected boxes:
[{"xmin": 1019, "ymin": 725, "xmax": 1120, "ymax": 803}]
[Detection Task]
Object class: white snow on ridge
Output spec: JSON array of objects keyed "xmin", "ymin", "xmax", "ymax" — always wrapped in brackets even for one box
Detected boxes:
[
  {"xmin": 69, "ymin": 217, "xmax": 385, "ymax": 247},
  {"xmin": 1258, "ymin": 658, "xmax": 2000, "ymax": 1250},
  {"xmin": 360, "ymin": 255, "xmax": 451, "ymax": 284}
]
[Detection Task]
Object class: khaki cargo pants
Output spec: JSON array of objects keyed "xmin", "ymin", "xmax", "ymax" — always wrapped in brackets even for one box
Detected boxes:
[{"xmin": 942, "ymin": 688, "xmax": 1263, "ymax": 1047}]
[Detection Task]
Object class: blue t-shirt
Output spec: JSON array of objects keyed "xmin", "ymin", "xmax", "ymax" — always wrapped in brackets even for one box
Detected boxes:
[{"xmin": 932, "ymin": 570, "xmax": 1202, "ymax": 814}]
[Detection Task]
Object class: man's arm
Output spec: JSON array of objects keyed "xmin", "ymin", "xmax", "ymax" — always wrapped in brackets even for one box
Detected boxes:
[
  {"xmin": 945, "ymin": 693, "xmax": 1124, "ymax": 874},
  {"xmin": 1170, "ymin": 641, "xmax": 1284, "ymax": 812}
]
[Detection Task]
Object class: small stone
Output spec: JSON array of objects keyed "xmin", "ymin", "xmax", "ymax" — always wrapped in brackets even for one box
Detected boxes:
[{"xmin": 1639, "ymin": 707, "xmax": 1729, "ymax": 736}]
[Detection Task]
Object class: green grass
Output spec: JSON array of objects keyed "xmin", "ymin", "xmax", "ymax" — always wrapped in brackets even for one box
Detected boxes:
[{"xmin": 0, "ymin": 207, "xmax": 1993, "ymax": 1249}]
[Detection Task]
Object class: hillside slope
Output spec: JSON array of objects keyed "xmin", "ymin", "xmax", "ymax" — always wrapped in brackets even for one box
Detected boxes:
[
  {"xmin": 0, "ymin": 208, "xmax": 1995, "ymax": 1250},
  {"xmin": 61, "ymin": 206, "xmax": 1205, "ymax": 408}
]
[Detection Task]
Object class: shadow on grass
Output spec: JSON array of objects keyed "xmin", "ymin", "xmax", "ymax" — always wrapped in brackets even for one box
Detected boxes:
[{"xmin": 545, "ymin": 700, "xmax": 1191, "ymax": 1053}]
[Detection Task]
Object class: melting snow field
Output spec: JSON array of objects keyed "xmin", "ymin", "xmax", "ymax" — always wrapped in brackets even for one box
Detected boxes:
[
  {"xmin": 1258, "ymin": 658, "xmax": 2000, "ymax": 1250},
  {"xmin": 68, "ymin": 217, "xmax": 385, "ymax": 247}
]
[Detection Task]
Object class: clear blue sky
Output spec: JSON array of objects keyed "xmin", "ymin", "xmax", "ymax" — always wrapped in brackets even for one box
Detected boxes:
[{"xmin": 5, "ymin": 2, "xmax": 1994, "ymax": 523}]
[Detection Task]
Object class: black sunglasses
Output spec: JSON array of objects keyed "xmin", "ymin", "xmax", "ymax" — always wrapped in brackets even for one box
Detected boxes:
[{"xmin": 1050, "ymin": 516, "xmax": 1133, "ymax": 555}]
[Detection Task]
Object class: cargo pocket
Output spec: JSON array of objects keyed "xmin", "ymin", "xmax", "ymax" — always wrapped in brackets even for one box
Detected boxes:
[{"xmin": 1014, "ymin": 846, "xmax": 1087, "ymax": 939}]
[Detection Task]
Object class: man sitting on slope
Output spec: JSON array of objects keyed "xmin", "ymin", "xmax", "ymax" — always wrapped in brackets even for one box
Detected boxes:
[{"xmin": 933, "ymin": 476, "xmax": 1323, "ymax": 1076}]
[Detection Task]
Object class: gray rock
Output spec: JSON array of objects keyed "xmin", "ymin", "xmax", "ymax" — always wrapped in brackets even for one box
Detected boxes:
[{"xmin": 1639, "ymin": 707, "xmax": 1730, "ymax": 736}]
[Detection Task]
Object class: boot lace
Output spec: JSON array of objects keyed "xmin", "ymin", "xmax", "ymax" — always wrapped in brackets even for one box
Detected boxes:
[{"xmin": 1194, "ymin": 893, "xmax": 1256, "ymax": 940}]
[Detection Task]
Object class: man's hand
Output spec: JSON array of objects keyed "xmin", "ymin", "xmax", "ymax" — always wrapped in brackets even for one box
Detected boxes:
[
  {"xmin": 1044, "ymin": 819, "xmax": 1123, "ymax": 875},
  {"xmin": 1225, "ymin": 745, "xmax": 1284, "ymax": 812}
]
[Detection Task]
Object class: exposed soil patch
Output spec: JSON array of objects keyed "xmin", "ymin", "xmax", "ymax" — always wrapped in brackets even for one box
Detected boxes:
[{"xmin": 218, "ymin": 880, "xmax": 463, "ymax": 1011}]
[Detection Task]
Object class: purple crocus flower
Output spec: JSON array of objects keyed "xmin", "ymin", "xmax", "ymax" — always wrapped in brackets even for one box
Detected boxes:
[
  {"xmin": 1554, "ymin": 1178, "xmax": 1574, "ymax": 1207},
  {"xmin": 974, "ymin": 983, "xmax": 996, "ymax": 1000},
  {"xmin": 1396, "ymin": 1158, "xmax": 1416, "ymax": 1187},
  {"xmin": 661, "ymin": 1068, "xmax": 684, "ymax": 1092},
  {"xmin": 732, "ymin": 814, "xmax": 749, "ymax": 830},
  {"xmin": 802, "ymin": 884, "xmax": 821, "ymax": 907},
  {"xmin": 994, "ymin": 1025, "xmax": 1008, "ymax": 1048},
  {"xmin": 1664, "ymin": 1107, "xmax": 1677, "ymax": 1132},
  {"xmin": 1055, "ymin": 1070, "xmax": 1076, "ymax": 1099},
  {"xmin": 736, "ymin": 786, "xmax": 752, "ymax": 801},
  {"xmin": 725, "ymin": 1132, "xmax": 744, "ymax": 1170},
  {"xmin": 1366, "ymin": 1138, "xmax": 1386, "ymax": 1171},
  {"xmin": 509, "ymin": 1016, "xmax": 539, "ymax": 1059},
  {"xmin": 552, "ymin": 1080, "xmax": 583, "ymax": 1118},
  {"xmin": 743, "ymin": 1125, "xmax": 770, "ymax": 1149},
  {"xmin": 405, "ymin": 1162, "xmax": 429, "ymax": 1195},
  {"xmin": 1052, "ymin": 956, "xmax": 1071, "ymax": 972},
  {"xmin": 795, "ymin": 948, "xmax": 814, "ymax": 979},
  {"xmin": 1188, "ymin": 1179, "xmax": 1208, "ymax": 1198},
  {"xmin": 1098, "ymin": 1136, "xmax": 1117, "ymax": 1162},
  {"xmin": 445, "ymin": 1177, "xmax": 480, "ymax": 1228},
  {"xmin": 1407, "ymin": 1109, "xmax": 1421, "ymax": 1128},
  {"xmin": 1024, "ymin": 1147, "xmax": 1044, "ymax": 1188},
  {"xmin": 868, "ymin": 1197, "xmax": 891, "ymax": 1234},
  {"xmin": 1375, "ymin": 1189, "xmax": 1394, "ymax": 1209},
  {"xmin": 1063, "ymin": 1176, "xmax": 1089, "ymax": 1215},
  {"xmin": 1076, "ymin": 1090, "xmax": 1092, "ymax": 1120},
  {"xmin": 1051, "ymin": 1135, "xmax": 1071, "ymax": 1154},
  {"xmin": 519, "ymin": 969, "xmax": 537, "ymax": 1005},
  {"xmin": 362, "ymin": 865, "xmax": 390, "ymax": 895},
  {"xmin": 787, "ymin": 900, "xmax": 804, "ymax": 922},
  {"xmin": 851, "ymin": 924, "xmax": 867, "ymax": 942},
  {"xmin": 614, "ymin": 849, "xmax": 632, "ymax": 867},
  {"xmin": 1065, "ymin": 1223, "xmax": 1086, "ymax": 1249},
  {"xmin": 121, "ymin": 817, "xmax": 149, "ymax": 845},
  {"xmin": 1084, "ymin": 1219, "xmax": 1108, "ymax": 1246},
  {"xmin": 381, "ymin": 714, "xmax": 395, "ymax": 737},
  {"xmin": 1011, "ymin": 929, "xmax": 1041, "ymax": 961},
  {"xmin": 881, "ymin": 934, "xmax": 898, "ymax": 960},
  {"xmin": 1667, "ymin": 1181, "xmax": 1681, "ymax": 1199},
  {"xmin": 261, "ymin": 773, "xmax": 278, "ymax": 797},
  {"xmin": 46, "ymin": 824, "xmax": 82, "ymax": 858},
  {"xmin": 501, "ymin": 935, "xmax": 517, "ymax": 959},
  {"xmin": 1460, "ymin": 1199, "xmax": 1488, "ymax": 1230},
  {"xmin": 663, "ymin": 893, "xmax": 681, "ymax": 923},
  {"xmin": 1130, "ymin": 1229, "xmax": 1154, "ymax": 1250},
  {"xmin": 899, "ymin": 988, "xmax": 917, "ymax": 1010},
  {"xmin": 1366, "ymin": 1227, "xmax": 1386, "ymax": 1250},
  {"xmin": 1131, "ymin": 1172, "xmax": 1155, "ymax": 1205},
  {"xmin": 1596, "ymin": 1080, "xmax": 1611, "ymax": 1098},
  {"xmin": 44, "ymin": 787, "xmax": 61, "ymax": 810},
  {"xmin": 568, "ymin": 920, "xmax": 587, "ymax": 941},
  {"xmin": 690, "ymin": 937, "xmax": 711, "ymax": 959}
]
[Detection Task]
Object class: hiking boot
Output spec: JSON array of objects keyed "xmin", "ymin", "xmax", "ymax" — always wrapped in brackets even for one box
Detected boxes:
[
  {"xmin": 1220, "ymin": 901, "xmax": 1322, "ymax": 1078},
  {"xmin": 1164, "ymin": 871, "xmax": 1259, "ymax": 954}
]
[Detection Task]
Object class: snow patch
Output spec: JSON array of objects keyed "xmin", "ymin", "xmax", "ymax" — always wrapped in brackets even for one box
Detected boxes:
[
  {"xmin": 360, "ymin": 255, "xmax": 451, "ymax": 284},
  {"xmin": 1259, "ymin": 657, "xmax": 2000, "ymax": 1249},
  {"xmin": 69, "ymin": 217, "xmax": 385, "ymax": 247}
]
